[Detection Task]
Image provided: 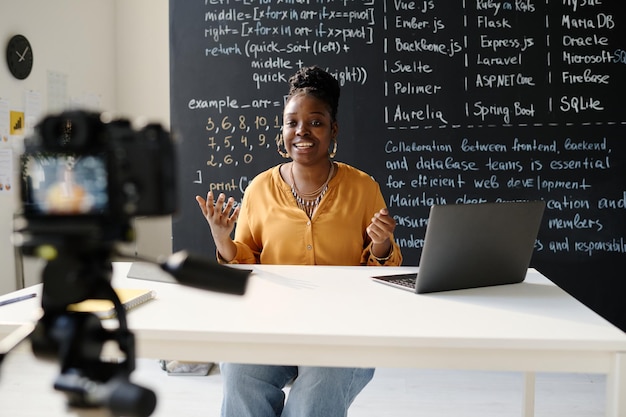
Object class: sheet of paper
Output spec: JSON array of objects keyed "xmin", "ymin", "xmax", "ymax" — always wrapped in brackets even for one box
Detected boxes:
[
  {"xmin": 0, "ymin": 98, "xmax": 9, "ymax": 143},
  {"xmin": 25, "ymin": 90, "xmax": 43, "ymax": 136},
  {"xmin": 47, "ymin": 70, "xmax": 68, "ymax": 113},
  {"xmin": 0, "ymin": 149, "xmax": 13, "ymax": 193}
]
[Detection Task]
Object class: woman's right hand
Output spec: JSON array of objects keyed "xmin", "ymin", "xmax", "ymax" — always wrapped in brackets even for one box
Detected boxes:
[{"xmin": 195, "ymin": 191, "xmax": 240, "ymax": 246}]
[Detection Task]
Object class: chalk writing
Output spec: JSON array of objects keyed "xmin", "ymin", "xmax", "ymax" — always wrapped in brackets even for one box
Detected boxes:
[{"xmin": 171, "ymin": 0, "xmax": 626, "ymax": 269}]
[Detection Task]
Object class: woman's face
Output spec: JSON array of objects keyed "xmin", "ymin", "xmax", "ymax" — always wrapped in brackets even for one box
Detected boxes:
[{"xmin": 282, "ymin": 94, "xmax": 337, "ymax": 166}]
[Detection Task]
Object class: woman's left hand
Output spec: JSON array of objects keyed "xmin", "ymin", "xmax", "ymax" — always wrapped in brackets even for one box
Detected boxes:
[{"xmin": 366, "ymin": 208, "xmax": 396, "ymax": 256}]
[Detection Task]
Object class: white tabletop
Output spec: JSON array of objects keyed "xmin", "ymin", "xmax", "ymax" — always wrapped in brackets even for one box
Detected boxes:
[
  {"xmin": 2, "ymin": 262, "xmax": 626, "ymax": 417},
  {"xmin": 48, "ymin": 263, "xmax": 622, "ymax": 371},
  {"xmin": 2, "ymin": 263, "xmax": 626, "ymax": 365}
]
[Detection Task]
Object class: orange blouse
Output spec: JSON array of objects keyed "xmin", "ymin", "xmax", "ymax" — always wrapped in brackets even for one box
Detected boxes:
[{"xmin": 224, "ymin": 162, "xmax": 402, "ymax": 266}]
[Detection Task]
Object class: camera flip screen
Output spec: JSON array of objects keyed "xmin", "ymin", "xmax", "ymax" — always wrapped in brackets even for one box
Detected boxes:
[{"xmin": 22, "ymin": 153, "xmax": 109, "ymax": 216}]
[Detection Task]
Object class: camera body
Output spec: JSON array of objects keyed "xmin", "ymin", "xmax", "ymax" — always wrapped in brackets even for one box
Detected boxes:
[{"xmin": 20, "ymin": 110, "xmax": 177, "ymax": 243}]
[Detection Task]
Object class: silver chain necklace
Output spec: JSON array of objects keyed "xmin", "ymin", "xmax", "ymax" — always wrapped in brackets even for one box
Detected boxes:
[{"xmin": 290, "ymin": 161, "xmax": 334, "ymax": 218}]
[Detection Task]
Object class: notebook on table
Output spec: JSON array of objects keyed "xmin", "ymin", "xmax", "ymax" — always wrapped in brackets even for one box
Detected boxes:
[
  {"xmin": 67, "ymin": 288, "xmax": 156, "ymax": 319},
  {"xmin": 372, "ymin": 201, "xmax": 545, "ymax": 294}
]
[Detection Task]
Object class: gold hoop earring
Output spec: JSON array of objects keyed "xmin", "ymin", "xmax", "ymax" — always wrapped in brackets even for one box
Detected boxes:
[
  {"xmin": 329, "ymin": 137, "xmax": 337, "ymax": 159},
  {"xmin": 276, "ymin": 133, "xmax": 290, "ymax": 159}
]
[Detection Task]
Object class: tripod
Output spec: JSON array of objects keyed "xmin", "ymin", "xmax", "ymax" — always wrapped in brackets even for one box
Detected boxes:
[
  {"xmin": 1, "ymin": 249, "xmax": 156, "ymax": 417},
  {"xmin": 1, "ymin": 247, "xmax": 250, "ymax": 416}
]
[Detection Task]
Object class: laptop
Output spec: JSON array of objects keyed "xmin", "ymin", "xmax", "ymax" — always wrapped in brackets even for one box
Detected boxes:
[{"xmin": 372, "ymin": 201, "xmax": 545, "ymax": 294}]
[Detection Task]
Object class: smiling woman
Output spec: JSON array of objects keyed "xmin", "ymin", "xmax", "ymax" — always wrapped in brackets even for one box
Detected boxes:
[
  {"xmin": 193, "ymin": 66, "xmax": 403, "ymax": 417},
  {"xmin": 195, "ymin": 66, "xmax": 403, "ymax": 267}
]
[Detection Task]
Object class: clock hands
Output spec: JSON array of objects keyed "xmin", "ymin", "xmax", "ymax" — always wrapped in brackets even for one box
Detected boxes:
[{"xmin": 15, "ymin": 46, "xmax": 30, "ymax": 62}]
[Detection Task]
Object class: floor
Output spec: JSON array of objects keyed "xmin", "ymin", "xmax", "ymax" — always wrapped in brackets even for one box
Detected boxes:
[{"xmin": 0, "ymin": 345, "xmax": 606, "ymax": 417}]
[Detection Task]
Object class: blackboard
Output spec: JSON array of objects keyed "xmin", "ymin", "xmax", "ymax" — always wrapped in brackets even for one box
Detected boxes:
[{"xmin": 169, "ymin": 1, "xmax": 626, "ymax": 330}]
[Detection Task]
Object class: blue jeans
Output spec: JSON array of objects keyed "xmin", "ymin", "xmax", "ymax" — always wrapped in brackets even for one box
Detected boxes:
[{"xmin": 220, "ymin": 363, "xmax": 375, "ymax": 417}]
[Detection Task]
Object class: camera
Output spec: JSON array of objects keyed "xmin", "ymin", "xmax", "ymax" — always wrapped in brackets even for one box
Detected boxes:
[
  {"xmin": 20, "ymin": 110, "xmax": 176, "ymax": 244},
  {"xmin": 12, "ymin": 110, "xmax": 178, "ymax": 417},
  {"xmin": 7, "ymin": 111, "xmax": 248, "ymax": 416}
]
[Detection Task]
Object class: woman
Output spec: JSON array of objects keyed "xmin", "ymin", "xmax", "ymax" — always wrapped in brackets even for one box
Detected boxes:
[{"xmin": 196, "ymin": 66, "xmax": 402, "ymax": 417}]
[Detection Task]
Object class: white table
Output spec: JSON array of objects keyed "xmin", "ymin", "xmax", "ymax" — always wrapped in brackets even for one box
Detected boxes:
[{"xmin": 1, "ymin": 263, "xmax": 625, "ymax": 417}]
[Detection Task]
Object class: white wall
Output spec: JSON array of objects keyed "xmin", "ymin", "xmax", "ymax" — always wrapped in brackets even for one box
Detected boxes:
[
  {"xmin": 0, "ymin": 0, "xmax": 171, "ymax": 292},
  {"xmin": 115, "ymin": 0, "xmax": 173, "ymax": 262}
]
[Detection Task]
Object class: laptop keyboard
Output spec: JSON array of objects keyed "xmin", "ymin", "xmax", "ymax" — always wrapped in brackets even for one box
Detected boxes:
[{"xmin": 386, "ymin": 275, "xmax": 417, "ymax": 289}]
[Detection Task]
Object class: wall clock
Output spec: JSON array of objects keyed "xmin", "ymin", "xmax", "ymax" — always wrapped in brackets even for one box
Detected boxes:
[{"xmin": 6, "ymin": 34, "xmax": 33, "ymax": 80}]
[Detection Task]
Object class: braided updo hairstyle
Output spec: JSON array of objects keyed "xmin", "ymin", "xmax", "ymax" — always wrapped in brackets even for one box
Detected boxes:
[{"xmin": 287, "ymin": 66, "xmax": 341, "ymax": 122}]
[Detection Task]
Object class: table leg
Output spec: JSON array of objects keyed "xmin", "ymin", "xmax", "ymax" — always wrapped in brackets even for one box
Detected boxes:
[
  {"xmin": 606, "ymin": 352, "xmax": 625, "ymax": 417},
  {"xmin": 522, "ymin": 371, "xmax": 536, "ymax": 417}
]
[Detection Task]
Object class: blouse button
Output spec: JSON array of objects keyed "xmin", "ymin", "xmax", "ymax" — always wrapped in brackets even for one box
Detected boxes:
[
  {"xmin": 307, "ymin": 221, "xmax": 311, "ymax": 226},
  {"xmin": 306, "ymin": 245, "xmax": 312, "ymax": 250}
]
